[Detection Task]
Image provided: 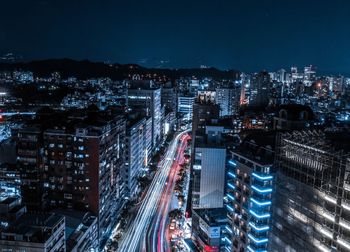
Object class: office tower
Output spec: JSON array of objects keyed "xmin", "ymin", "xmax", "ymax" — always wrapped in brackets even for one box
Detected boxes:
[
  {"xmin": 249, "ymin": 71, "xmax": 271, "ymax": 107},
  {"xmin": 128, "ymin": 83, "xmax": 162, "ymax": 151},
  {"xmin": 224, "ymin": 133, "xmax": 275, "ymax": 252},
  {"xmin": 0, "ymin": 197, "xmax": 66, "ymax": 251},
  {"xmin": 125, "ymin": 115, "xmax": 148, "ymax": 198},
  {"xmin": 161, "ymin": 82, "xmax": 177, "ymax": 112},
  {"xmin": 291, "ymin": 67, "xmax": 299, "ymax": 83},
  {"xmin": 277, "ymin": 69, "xmax": 287, "ymax": 83},
  {"xmin": 271, "ymin": 130, "xmax": 350, "ymax": 252},
  {"xmin": 178, "ymin": 95, "xmax": 195, "ymax": 121},
  {"xmin": 303, "ymin": 65, "xmax": 316, "ymax": 86},
  {"xmin": 192, "ymin": 126, "xmax": 226, "ymax": 209},
  {"xmin": 273, "ymin": 104, "xmax": 314, "ymax": 130},
  {"xmin": 216, "ymin": 86, "xmax": 241, "ymax": 117},
  {"xmin": 327, "ymin": 75, "xmax": 345, "ymax": 94},
  {"xmin": 189, "ymin": 79, "xmax": 200, "ymax": 95}
]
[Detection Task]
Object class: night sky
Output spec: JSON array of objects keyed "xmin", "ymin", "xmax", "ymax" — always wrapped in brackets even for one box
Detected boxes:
[{"xmin": 1, "ymin": 0, "xmax": 350, "ymax": 74}]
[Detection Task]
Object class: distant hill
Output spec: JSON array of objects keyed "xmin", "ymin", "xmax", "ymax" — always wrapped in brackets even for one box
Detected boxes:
[{"xmin": 0, "ymin": 59, "xmax": 240, "ymax": 80}]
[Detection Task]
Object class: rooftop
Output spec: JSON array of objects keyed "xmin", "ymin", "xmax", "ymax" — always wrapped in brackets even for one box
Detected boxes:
[{"xmin": 193, "ymin": 208, "xmax": 227, "ymax": 226}]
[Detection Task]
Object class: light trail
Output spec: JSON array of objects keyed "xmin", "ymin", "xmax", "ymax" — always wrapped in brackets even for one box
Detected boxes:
[{"xmin": 117, "ymin": 130, "xmax": 190, "ymax": 252}]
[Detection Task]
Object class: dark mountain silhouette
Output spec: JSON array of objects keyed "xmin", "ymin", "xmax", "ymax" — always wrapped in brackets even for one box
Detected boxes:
[{"xmin": 0, "ymin": 59, "xmax": 240, "ymax": 80}]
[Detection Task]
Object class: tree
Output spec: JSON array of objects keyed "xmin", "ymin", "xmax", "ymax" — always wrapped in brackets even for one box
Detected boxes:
[
  {"xmin": 137, "ymin": 176, "xmax": 151, "ymax": 189},
  {"xmin": 168, "ymin": 209, "xmax": 183, "ymax": 220},
  {"xmin": 177, "ymin": 194, "xmax": 185, "ymax": 203}
]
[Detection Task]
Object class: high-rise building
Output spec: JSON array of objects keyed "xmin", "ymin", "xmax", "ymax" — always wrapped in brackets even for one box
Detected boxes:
[
  {"xmin": 125, "ymin": 115, "xmax": 148, "ymax": 198},
  {"xmin": 249, "ymin": 71, "xmax": 271, "ymax": 107},
  {"xmin": 240, "ymin": 73, "xmax": 251, "ymax": 106},
  {"xmin": 271, "ymin": 130, "xmax": 350, "ymax": 252},
  {"xmin": 192, "ymin": 126, "xmax": 226, "ymax": 209},
  {"xmin": 224, "ymin": 133, "xmax": 275, "ymax": 252},
  {"xmin": 303, "ymin": 65, "xmax": 317, "ymax": 86},
  {"xmin": 42, "ymin": 112, "xmax": 126, "ymax": 243},
  {"xmin": 178, "ymin": 95, "xmax": 195, "ymax": 121},
  {"xmin": 291, "ymin": 67, "xmax": 299, "ymax": 83},
  {"xmin": 192, "ymin": 100, "xmax": 220, "ymax": 137},
  {"xmin": 128, "ymin": 82, "xmax": 162, "ymax": 150},
  {"xmin": 277, "ymin": 69, "xmax": 287, "ymax": 83},
  {"xmin": 16, "ymin": 108, "xmax": 126, "ymax": 247},
  {"xmin": 161, "ymin": 82, "xmax": 177, "ymax": 112},
  {"xmin": 216, "ymin": 86, "xmax": 241, "ymax": 117},
  {"xmin": 327, "ymin": 75, "xmax": 345, "ymax": 94},
  {"xmin": 17, "ymin": 126, "xmax": 46, "ymax": 210}
]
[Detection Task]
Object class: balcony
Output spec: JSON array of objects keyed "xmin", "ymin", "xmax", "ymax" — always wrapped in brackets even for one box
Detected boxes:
[
  {"xmin": 250, "ymin": 197, "xmax": 271, "ymax": 207},
  {"xmin": 247, "ymin": 245, "xmax": 267, "ymax": 252},
  {"xmin": 249, "ymin": 209, "xmax": 270, "ymax": 219},
  {"xmin": 247, "ymin": 233, "xmax": 268, "ymax": 245},
  {"xmin": 228, "ymin": 160, "xmax": 237, "ymax": 167},
  {"xmin": 226, "ymin": 193, "xmax": 235, "ymax": 201},
  {"xmin": 226, "ymin": 204, "xmax": 234, "ymax": 213},
  {"xmin": 227, "ymin": 182, "xmax": 236, "ymax": 190},
  {"xmin": 252, "ymin": 172, "xmax": 273, "ymax": 181},
  {"xmin": 248, "ymin": 222, "xmax": 270, "ymax": 232},
  {"xmin": 227, "ymin": 171, "xmax": 236, "ymax": 179},
  {"xmin": 225, "ymin": 225, "xmax": 234, "ymax": 235},
  {"xmin": 251, "ymin": 185, "xmax": 272, "ymax": 194}
]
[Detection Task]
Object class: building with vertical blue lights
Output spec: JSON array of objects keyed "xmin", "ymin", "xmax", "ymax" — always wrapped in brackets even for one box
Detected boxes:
[{"xmin": 223, "ymin": 133, "xmax": 275, "ymax": 252}]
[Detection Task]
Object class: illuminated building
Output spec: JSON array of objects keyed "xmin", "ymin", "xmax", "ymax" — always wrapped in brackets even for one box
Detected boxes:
[
  {"xmin": 249, "ymin": 71, "xmax": 271, "ymax": 107},
  {"xmin": 178, "ymin": 95, "xmax": 195, "ymax": 121},
  {"xmin": 276, "ymin": 69, "xmax": 287, "ymax": 83},
  {"xmin": 161, "ymin": 82, "xmax": 177, "ymax": 112},
  {"xmin": 12, "ymin": 70, "xmax": 34, "ymax": 83},
  {"xmin": 272, "ymin": 130, "xmax": 350, "ymax": 252},
  {"xmin": 192, "ymin": 126, "xmax": 226, "ymax": 209},
  {"xmin": 224, "ymin": 133, "xmax": 275, "ymax": 252},
  {"xmin": 192, "ymin": 100, "xmax": 220, "ymax": 137},
  {"xmin": 192, "ymin": 208, "xmax": 228, "ymax": 252},
  {"xmin": 240, "ymin": 73, "xmax": 251, "ymax": 106},
  {"xmin": 303, "ymin": 65, "xmax": 317, "ymax": 86},
  {"xmin": 17, "ymin": 126, "xmax": 45, "ymax": 210},
  {"xmin": 16, "ymin": 108, "xmax": 126, "ymax": 247},
  {"xmin": 125, "ymin": 115, "xmax": 148, "ymax": 198},
  {"xmin": 327, "ymin": 75, "xmax": 344, "ymax": 94},
  {"xmin": 128, "ymin": 83, "xmax": 162, "ymax": 151},
  {"xmin": 216, "ymin": 86, "xmax": 241, "ymax": 117},
  {"xmin": 43, "ymin": 113, "xmax": 126, "ymax": 244}
]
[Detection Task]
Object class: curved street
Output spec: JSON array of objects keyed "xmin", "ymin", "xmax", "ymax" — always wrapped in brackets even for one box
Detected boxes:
[{"xmin": 117, "ymin": 130, "xmax": 190, "ymax": 252}]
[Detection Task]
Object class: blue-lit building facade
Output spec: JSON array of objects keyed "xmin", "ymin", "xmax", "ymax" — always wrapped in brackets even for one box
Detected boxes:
[{"xmin": 223, "ymin": 135, "xmax": 275, "ymax": 252}]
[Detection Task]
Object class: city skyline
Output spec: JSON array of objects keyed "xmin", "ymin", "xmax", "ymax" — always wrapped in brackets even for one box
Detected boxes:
[{"xmin": 2, "ymin": 1, "xmax": 350, "ymax": 252}]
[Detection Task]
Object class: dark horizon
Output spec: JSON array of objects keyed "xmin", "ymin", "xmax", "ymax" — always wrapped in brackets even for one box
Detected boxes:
[
  {"xmin": 1, "ymin": 57, "xmax": 349, "ymax": 77},
  {"xmin": 1, "ymin": 0, "xmax": 350, "ymax": 74}
]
